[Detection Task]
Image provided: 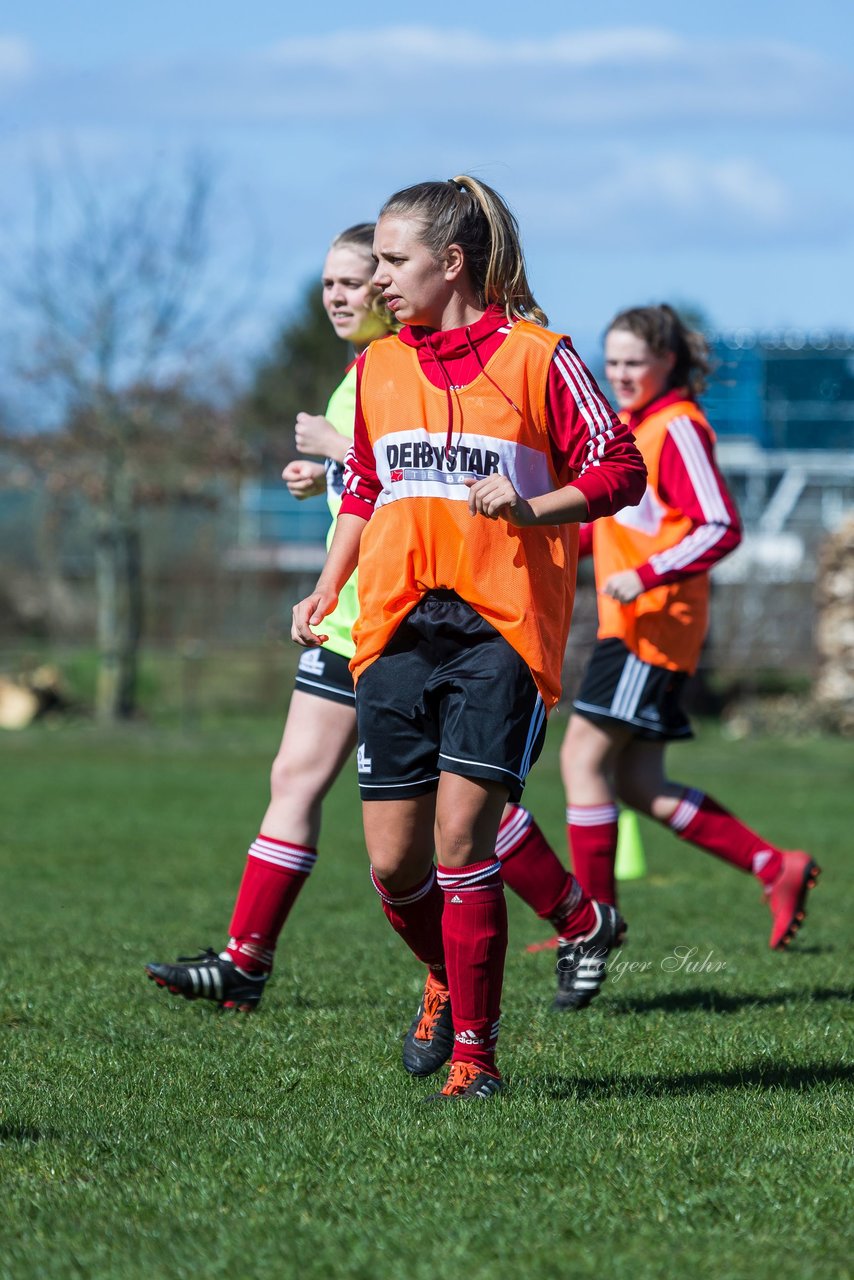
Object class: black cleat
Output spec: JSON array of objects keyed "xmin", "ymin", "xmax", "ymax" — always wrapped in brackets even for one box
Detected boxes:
[
  {"xmin": 424, "ymin": 1061, "xmax": 504, "ymax": 1101},
  {"xmin": 553, "ymin": 902, "xmax": 626, "ymax": 1011},
  {"xmin": 402, "ymin": 972, "xmax": 454, "ymax": 1077},
  {"xmin": 145, "ymin": 948, "xmax": 268, "ymax": 1011}
]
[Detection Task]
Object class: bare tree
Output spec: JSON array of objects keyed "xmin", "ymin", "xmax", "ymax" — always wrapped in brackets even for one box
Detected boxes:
[{"xmin": 1, "ymin": 155, "xmax": 252, "ymax": 721}]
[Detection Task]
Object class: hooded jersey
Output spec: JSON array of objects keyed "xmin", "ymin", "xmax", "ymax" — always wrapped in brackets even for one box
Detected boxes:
[
  {"xmin": 350, "ymin": 321, "xmax": 578, "ymax": 709},
  {"xmin": 593, "ymin": 397, "xmax": 721, "ymax": 673}
]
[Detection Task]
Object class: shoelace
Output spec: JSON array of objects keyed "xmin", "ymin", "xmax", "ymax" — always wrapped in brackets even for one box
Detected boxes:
[
  {"xmin": 414, "ymin": 980, "xmax": 450, "ymax": 1041},
  {"xmin": 441, "ymin": 1061, "xmax": 482, "ymax": 1095}
]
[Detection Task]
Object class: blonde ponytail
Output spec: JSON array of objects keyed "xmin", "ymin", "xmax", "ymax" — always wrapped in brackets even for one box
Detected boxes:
[{"xmin": 379, "ymin": 176, "xmax": 547, "ymax": 326}]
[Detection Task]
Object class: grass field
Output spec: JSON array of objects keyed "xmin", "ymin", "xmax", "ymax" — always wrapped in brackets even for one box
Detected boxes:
[{"xmin": 1, "ymin": 712, "xmax": 851, "ymax": 1280}]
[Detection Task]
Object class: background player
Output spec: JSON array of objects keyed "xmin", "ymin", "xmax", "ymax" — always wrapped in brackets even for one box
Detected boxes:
[
  {"xmin": 145, "ymin": 223, "xmax": 395, "ymax": 1008},
  {"xmin": 560, "ymin": 304, "xmax": 820, "ymax": 989}
]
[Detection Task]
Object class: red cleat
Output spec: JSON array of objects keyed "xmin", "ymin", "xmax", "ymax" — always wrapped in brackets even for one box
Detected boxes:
[{"xmin": 764, "ymin": 851, "xmax": 821, "ymax": 949}]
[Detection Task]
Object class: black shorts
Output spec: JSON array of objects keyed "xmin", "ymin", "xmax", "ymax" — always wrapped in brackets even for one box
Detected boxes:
[
  {"xmin": 354, "ymin": 591, "xmax": 547, "ymax": 802},
  {"xmin": 572, "ymin": 637, "xmax": 693, "ymax": 741},
  {"xmin": 293, "ymin": 645, "xmax": 355, "ymax": 706}
]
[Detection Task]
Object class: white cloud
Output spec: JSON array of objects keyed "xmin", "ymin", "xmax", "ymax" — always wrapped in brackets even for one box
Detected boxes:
[
  {"xmin": 518, "ymin": 150, "xmax": 849, "ymax": 250},
  {"xmin": 0, "ymin": 35, "xmax": 32, "ymax": 88},
  {"xmin": 266, "ymin": 25, "xmax": 683, "ymax": 69},
  {"xmin": 253, "ymin": 26, "xmax": 849, "ymax": 129},
  {"xmin": 4, "ymin": 26, "xmax": 851, "ymax": 132}
]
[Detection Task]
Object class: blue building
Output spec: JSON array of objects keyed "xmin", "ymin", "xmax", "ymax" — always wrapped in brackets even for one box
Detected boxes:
[{"xmin": 705, "ymin": 333, "xmax": 854, "ymax": 451}]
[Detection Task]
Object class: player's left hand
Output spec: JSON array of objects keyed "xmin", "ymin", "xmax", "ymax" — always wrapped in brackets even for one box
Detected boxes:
[
  {"xmin": 465, "ymin": 475, "xmax": 534, "ymax": 525},
  {"xmin": 600, "ymin": 569, "xmax": 645, "ymax": 603},
  {"xmin": 295, "ymin": 413, "xmax": 339, "ymax": 458}
]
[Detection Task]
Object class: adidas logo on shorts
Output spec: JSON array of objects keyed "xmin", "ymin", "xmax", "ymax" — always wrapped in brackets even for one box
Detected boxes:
[
  {"xmin": 298, "ymin": 649, "xmax": 326, "ymax": 676},
  {"xmin": 357, "ymin": 743, "xmax": 372, "ymax": 774}
]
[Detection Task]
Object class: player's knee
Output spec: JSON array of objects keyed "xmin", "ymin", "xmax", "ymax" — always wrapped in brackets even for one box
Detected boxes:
[
  {"xmin": 269, "ymin": 750, "xmax": 315, "ymax": 806},
  {"xmin": 369, "ymin": 853, "xmax": 419, "ymax": 891},
  {"xmin": 615, "ymin": 779, "xmax": 651, "ymax": 814},
  {"xmin": 434, "ymin": 816, "xmax": 479, "ymax": 866},
  {"xmin": 561, "ymin": 719, "xmax": 598, "ymax": 785},
  {"xmin": 268, "ymin": 752, "xmax": 291, "ymax": 800},
  {"xmin": 558, "ymin": 734, "xmax": 575, "ymax": 785}
]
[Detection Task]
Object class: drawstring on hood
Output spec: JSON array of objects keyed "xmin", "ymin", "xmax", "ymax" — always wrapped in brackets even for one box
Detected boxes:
[
  {"xmin": 399, "ymin": 304, "xmax": 523, "ymax": 462},
  {"xmin": 464, "ymin": 328, "xmax": 522, "ymax": 418},
  {"xmin": 423, "ymin": 334, "xmax": 458, "ymax": 458}
]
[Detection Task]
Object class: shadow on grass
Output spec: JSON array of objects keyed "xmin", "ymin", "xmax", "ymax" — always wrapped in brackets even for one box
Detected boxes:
[
  {"xmin": 605, "ymin": 985, "xmax": 851, "ymax": 1015},
  {"xmin": 0, "ymin": 1123, "xmax": 53, "ymax": 1145},
  {"xmin": 539, "ymin": 1060, "xmax": 854, "ymax": 1100}
]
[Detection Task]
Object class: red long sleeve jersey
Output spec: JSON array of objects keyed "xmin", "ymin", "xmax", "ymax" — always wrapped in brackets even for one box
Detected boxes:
[
  {"xmin": 340, "ymin": 307, "xmax": 646, "ymax": 522},
  {"xmin": 576, "ymin": 388, "xmax": 741, "ymax": 585}
]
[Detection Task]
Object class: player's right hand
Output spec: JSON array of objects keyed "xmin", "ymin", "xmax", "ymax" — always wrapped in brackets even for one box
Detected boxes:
[
  {"xmin": 291, "ymin": 589, "xmax": 338, "ymax": 646},
  {"xmin": 283, "ymin": 459, "xmax": 326, "ymax": 500},
  {"xmin": 600, "ymin": 569, "xmax": 645, "ymax": 603},
  {"xmin": 465, "ymin": 475, "xmax": 534, "ymax": 524}
]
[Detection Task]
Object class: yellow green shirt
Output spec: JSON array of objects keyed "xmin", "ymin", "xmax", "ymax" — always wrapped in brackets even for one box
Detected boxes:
[{"xmin": 318, "ymin": 365, "xmax": 358, "ymax": 660}]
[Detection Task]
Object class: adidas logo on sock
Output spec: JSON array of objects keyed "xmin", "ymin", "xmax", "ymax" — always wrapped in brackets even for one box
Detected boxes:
[{"xmin": 450, "ymin": 894, "xmax": 463, "ymax": 903}]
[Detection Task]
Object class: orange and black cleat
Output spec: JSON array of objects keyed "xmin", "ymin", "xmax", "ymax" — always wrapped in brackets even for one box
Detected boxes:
[
  {"xmin": 402, "ymin": 971, "xmax": 454, "ymax": 1077},
  {"xmin": 424, "ymin": 1060, "xmax": 503, "ymax": 1101}
]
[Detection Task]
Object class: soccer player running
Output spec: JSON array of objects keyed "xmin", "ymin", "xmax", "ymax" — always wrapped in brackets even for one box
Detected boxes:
[
  {"xmin": 145, "ymin": 221, "xmax": 618, "ymax": 1022},
  {"xmin": 561, "ymin": 304, "xmax": 820, "ymax": 962},
  {"xmin": 145, "ymin": 224, "xmax": 396, "ymax": 1009},
  {"xmin": 292, "ymin": 176, "xmax": 646, "ymax": 1100}
]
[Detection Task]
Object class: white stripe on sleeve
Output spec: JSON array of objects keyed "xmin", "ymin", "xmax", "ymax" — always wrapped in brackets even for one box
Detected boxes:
[
  {"xmin": 667, "ymin": 416, "xmax": 731, "ymax": 524},
  {"xmin": 552, "ymin": 341, "xmax": 616, "ymax": 467},
  {"xmin": 649, "ymin": 521, "xmax": 729, "ymax": 575}
]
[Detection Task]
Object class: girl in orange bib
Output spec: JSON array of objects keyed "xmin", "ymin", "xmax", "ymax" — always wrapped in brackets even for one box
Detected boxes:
[
  {"xmin": 293, "ymin": 176, "xmax": 645, "ymax": 1099},
  {"xmin": 562, "ymin": 304, "xmax": 820, "ymax": 959}
]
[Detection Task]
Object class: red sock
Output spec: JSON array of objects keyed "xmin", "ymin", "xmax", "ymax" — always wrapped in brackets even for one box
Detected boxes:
[
  {"xmin": 370, "ymin": 867, "xmax": 447, "ymax": 979},
  {"xmin": 497, "ymin": 804, "xmax": 597, "ymax": 938},
  {"xmin": 227, "ymin": 834, "xmax": 317, "ymax": 973},
  {"xmin": 667, "ymin": 789, "xmax": 784, "ymax": 884},
  {"xmin": 437, "ymin": 859, "xmax": 506, "ymax": 1077},
  {"xmin": 566, "ymin": 803, "xmax": 619, "ymax": 906}
]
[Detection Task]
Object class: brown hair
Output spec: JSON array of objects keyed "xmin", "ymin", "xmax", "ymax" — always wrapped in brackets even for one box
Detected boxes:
[
  {"xmin": 606, "ymin": 303, "xmax": 711, "ymax": 398},
  {"xmin": 378, "ymin": 176, "xmax": 547, "ymax": 326},
  {"xmin": 328, "ymin": 223, "xmax": 396, "ymax": 329}
]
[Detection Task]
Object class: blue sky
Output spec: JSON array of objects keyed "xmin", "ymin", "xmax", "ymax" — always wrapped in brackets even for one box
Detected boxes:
[{"xmin": 1, "ymin": 0, "xmax": 853, "ymax": 372}]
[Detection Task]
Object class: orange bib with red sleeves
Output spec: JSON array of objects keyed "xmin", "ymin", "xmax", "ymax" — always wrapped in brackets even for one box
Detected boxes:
[
  {"xmin": 351, "ymin": 322, "xmax": 578, "ymax": 709},
  {"xmin": 593, "ymin": 399, "xmax": 713, "ymax": 674}
]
